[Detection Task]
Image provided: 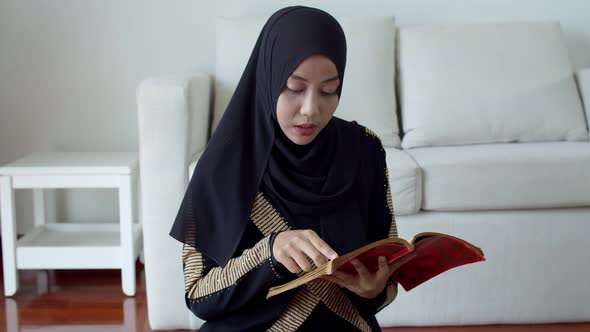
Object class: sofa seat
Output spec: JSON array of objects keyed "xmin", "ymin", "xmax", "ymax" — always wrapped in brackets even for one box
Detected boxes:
[{"xmin": 406, "ymin": 141, "xmax": 590, "ymax": 211}]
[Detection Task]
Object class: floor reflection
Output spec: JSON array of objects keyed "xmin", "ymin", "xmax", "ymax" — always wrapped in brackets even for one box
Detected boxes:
[
  {"xmin": 5, "ymin": 297, "xmax": 137, "ymax": 332},
  {"xmin": 2, "ymin": 269, "xmax": 143, "ymax": 332}
]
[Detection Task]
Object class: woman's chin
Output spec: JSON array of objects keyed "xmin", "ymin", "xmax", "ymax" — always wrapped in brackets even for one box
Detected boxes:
[{"xmin": 288, "ymin": 132, "xmax": 316, "ymax": 145}]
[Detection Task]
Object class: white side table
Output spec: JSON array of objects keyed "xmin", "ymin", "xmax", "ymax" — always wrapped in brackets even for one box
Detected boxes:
[{"xmin": 0, "ymin": 152, "xmax": 142, "ymax": 296}]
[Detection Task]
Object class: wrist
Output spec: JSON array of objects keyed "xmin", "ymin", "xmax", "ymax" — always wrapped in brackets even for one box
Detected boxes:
[
  {"xmin": 363, "ymin": 289, "xmax": 385, "ymax": 300},
  {"xmin": 359, "ymin": 283, "xmax": 388, "ymax": 301},
  {"xmin": 269, "ymin": 232, "xmax": 292, "ymax": 277}
]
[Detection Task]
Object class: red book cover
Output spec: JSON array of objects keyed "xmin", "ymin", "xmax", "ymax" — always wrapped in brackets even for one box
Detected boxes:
[{"xmin": 335, "ymin": 233, "xmax": 485, "ymax": 291}]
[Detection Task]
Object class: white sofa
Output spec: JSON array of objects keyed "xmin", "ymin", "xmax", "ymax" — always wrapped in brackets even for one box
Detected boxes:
[{"xmin": 136, "ymin": 17, "xmax": 590, "ymax": 330}]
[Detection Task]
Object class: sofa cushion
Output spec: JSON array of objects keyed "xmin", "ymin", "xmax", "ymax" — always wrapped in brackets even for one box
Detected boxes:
[
  {"xmin": 406, "ymin": 142, "xmax": 590, "ymax": 211},
  {"xmin": 385, "ymin": 147, "xmax": 422, "ymax": 215},
  {"xmin": 399, "ymin": 21, "xmax": 588, "ymax": 149},
  {"xmin": 214, "ymin": 16, "xmax": 401, "ymax": 146}
]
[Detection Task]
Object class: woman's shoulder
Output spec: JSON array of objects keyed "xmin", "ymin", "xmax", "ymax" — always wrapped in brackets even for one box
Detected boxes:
[
  {"xmin": 360, "ymin": 126, "xmax": 387, "ymax": 170},
  {"xmin": 361, "ymin": 126, "xmax": 384, "ymax": 149},
  {"xmin": 332, "ymin": 117, "xmax": 384, "ymax": 149},
  {"xmin": 334, "ymin": 117, "xmax": 381, "ymax": 141}
]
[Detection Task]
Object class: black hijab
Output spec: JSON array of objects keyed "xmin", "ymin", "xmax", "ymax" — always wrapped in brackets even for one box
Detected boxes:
[{"xmin": 169, "ymin": 6, "xmax": 366, "ymax": 267}]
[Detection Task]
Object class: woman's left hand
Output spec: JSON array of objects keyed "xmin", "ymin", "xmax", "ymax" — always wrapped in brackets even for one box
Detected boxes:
[{"xmin": 320, "ymin": 253, "xmax": 416, "ymax": 299}]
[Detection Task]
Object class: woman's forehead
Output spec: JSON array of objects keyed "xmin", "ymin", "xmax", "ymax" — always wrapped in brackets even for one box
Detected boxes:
[{"xmin": 289, "ymin": 55, "xmax": 339, "ymax": 81}]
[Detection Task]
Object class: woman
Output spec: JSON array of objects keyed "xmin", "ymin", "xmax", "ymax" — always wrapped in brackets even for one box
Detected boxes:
[{"xmin": 169, "ymin": 6, "xmax": 414, "ymax": 332}]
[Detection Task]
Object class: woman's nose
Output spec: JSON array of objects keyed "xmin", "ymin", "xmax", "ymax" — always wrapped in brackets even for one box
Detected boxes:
[{"xmin": 300, "ymin": 92, "xmax": 319, "ymax": 118}]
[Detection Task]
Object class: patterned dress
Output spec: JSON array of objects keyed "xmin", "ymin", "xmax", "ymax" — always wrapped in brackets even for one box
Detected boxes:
[{"xmin": 182, "ymin": 128, "xmax": 399, "ymax": 332}]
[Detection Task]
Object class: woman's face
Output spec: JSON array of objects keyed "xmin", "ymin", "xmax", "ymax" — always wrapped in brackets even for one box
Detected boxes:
[{"xmin": 276, "ymin": 54, "xmax": 340, "ymax": 145}]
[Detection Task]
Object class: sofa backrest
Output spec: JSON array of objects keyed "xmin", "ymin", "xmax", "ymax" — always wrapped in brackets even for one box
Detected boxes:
[
  {"xmin": 398, "ymin": 21, "xmax": 589, "ymax": 149},
  {"xmin": 213, "ymin": 16, "xmax": 401, "ymax": 147}
]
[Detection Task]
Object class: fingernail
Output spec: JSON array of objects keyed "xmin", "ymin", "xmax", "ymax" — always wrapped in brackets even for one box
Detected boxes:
[
  {"xmin": 379, "ymin": 256, "xmax": 386, "ymax": 262},
  {"xmin": 351, "ymin": 259, "xmax": 359, "ymax": 265}
]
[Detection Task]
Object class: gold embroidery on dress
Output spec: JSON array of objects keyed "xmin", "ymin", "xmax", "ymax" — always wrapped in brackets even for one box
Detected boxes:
[
  {"xmin": 252, "ymin": 191, "xmax": 372, "ymax": 331},
  {"xmin": 182, "ymin": 244, "xmax": 203, "ymax": 294},
  {"xmin": 250, "ymin": 192, "xmax": 291, "ymax": 234},
  {"xmin": 184, "ymin": 235, "xmax": 272, "ymax": 300},
  {"xmin": 384, "ymin": 167, "xmax": 398, "ymax": 238},
  {"xmin": 267, "ymin": 287, "xmax": 320, "ymax": 332},
  {"xmin": 307, "ymin": 280, "xmax": 372, "ymax": 332},
  {"xmin": 364, "ymin": 127, "xmax": 381, "ymax": 141}
]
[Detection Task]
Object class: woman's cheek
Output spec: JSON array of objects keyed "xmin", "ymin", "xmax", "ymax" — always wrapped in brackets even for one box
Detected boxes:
[
  {"xmin": 277, "ymin": 94, "xmax": 297, "ymax": 118},
  {"xmin": 322, "ymin": 97, "xmax": 339, "ymax": 115}
]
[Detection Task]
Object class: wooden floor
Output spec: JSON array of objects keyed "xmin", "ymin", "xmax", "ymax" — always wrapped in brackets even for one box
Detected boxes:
[{"xmin": 0, "ymin": 257, "xmax": 589, "ymax": 331}]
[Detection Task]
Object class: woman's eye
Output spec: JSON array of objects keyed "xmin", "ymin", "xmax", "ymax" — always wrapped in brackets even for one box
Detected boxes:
[
  {"xmin": 321, "ymin": 90, "xmax": 338, "ymax": 96},
  {"xmin": 287, "ymin": 87, "xmax": 304, "ymax": 93}
]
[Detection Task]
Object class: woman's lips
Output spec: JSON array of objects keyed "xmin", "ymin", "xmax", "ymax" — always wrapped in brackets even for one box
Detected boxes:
[{"xmin": 294, "ymin": 124, "xmax": 317, "ymax": 136}]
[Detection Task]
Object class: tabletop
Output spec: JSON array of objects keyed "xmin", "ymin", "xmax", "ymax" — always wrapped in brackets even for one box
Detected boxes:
[{"xmin": 0, "ymin": 152, "xmax": 139, "ymax": 176}]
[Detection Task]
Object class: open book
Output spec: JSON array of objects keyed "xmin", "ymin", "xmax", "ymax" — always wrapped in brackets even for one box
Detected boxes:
[{"xmin": 266, "ymin": 232, "xmax": 485, "ymax": 299}]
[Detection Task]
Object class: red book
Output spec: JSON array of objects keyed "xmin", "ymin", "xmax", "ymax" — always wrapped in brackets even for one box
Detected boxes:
[{"xmin": 266, "ymin": 232, "xmax": 485, "ymax": 299}]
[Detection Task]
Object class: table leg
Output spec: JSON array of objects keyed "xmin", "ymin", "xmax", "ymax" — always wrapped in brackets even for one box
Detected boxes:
[
  {"xmin": 33, "ymin": 188, "xmax": 46, "ymax": 227},
  {"xmin": 119, "ymin": 175, "xmax": 136, "ymax": 296},
  {"xmin": 0, "ymin": 176, "xmax": 19, "ymax": 296}
]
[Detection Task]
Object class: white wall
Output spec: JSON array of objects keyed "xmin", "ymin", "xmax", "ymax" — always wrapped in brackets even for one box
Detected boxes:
[{"xmin": 1, "ymin": 0, "xmax": 589, "ymax": 234}]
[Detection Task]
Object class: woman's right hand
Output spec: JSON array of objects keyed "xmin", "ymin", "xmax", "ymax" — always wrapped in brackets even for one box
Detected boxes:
[{"xmin": 272, "ymin": 229, "xmax": 339, "ymax": 274}]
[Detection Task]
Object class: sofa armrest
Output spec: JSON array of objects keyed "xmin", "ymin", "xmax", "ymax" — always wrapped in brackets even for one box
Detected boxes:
[
  {"xmin": 576, "ymin": 68, "xmax": 590, "ymax": 135},
  {"xmin": 136, "ymin": 74, "xmax": 211, "ymax": 330}
]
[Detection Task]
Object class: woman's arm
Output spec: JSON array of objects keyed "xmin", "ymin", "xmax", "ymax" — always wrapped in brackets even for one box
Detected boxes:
[{"xmin": 183, "ymin": 232, "xmax": 291, "ymax": 321}]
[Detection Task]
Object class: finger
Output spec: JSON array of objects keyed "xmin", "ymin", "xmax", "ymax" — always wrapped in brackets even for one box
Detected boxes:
[
  {"xmin": 375, "ymin": 256, "xmax": 389, "ymax": 276},
  {"xmin": 281, "ymin": 257, "xmax": 302, "ymax": 274},
  {"xmin": 291, "ymin": 250, "xmax": 315, "ymax": 272},
  {"xmin": 350, "ymin": 259, "xmax": 371, "ymax": 280},
  {"xmin": 306, "ymin": 230, "xmax": 339, "ymax": 260},
  {"xmin": 299, "ymin": 239, "xmax": 331, "ymax": 268}
]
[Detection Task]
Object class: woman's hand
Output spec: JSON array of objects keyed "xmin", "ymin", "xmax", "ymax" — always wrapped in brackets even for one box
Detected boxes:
[
  {"xmin": 272, "ymin": 230, "xmax": 339, "ymax": 274},
  {"xmin": 320, "ymin": 252, "xmax": 417, "ymax": 299}
]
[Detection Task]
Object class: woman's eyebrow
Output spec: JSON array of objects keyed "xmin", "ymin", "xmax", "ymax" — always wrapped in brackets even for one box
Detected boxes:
[{"xmin": 290, "ymin": 74, "xmax": 340, "ymax": 83}]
